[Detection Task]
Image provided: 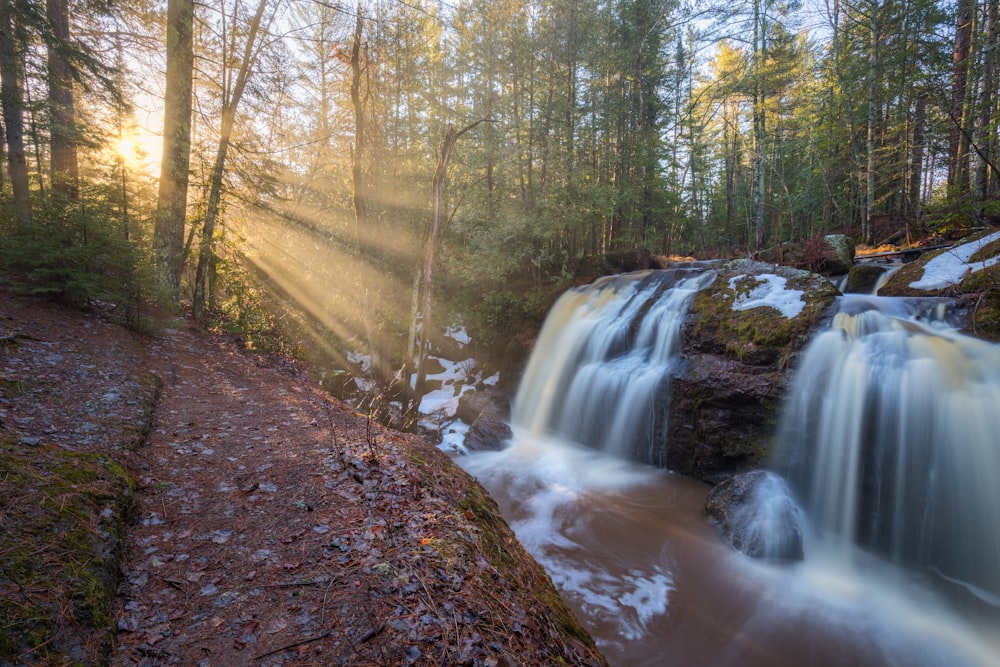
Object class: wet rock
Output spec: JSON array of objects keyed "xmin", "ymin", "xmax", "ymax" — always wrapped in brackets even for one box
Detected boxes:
[
  {"xmin": 661, "ymin": 260, "xmax": 838, "ymax": 479},
  {"xmin": 452, "ymin": 387, "xmax": 512, "ymax": 454},
  {"xmin": 463, "ymin": 412, "xmax": 512, "ymax": 452},
  {"xmin": 705, "ymin": 470, "xmax": 804, "ymax": 561},
  {"xmin": 846, "ymin": 264, "xmax": 887, "ymax": 294}
]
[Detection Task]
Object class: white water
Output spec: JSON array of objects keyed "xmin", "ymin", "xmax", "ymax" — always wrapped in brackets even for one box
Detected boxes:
[
  {"xmin": 457, "ymin": 277, "xmax": 1000, "ymax": 667},
  {"xmin": 514, "ymin": 269, "xmax": 715, "ymax": 460},
  {"xmin": 775, "ymin": 295, "xmax": 1000, "ymax": 604}
]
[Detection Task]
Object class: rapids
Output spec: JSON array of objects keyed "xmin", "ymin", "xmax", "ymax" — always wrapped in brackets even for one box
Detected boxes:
[{"xmin": 457, "ymin": 272, "xmax": 1000, "ymax": 666}]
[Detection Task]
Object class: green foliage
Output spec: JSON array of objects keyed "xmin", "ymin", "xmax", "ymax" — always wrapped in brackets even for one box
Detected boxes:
[{"xmin": 0, "ymin": 193, "xmax": 164, "ymax": 330}]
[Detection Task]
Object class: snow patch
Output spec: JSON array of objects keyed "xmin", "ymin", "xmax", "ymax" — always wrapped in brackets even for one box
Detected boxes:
[
  {"xmin": 728, "ymin": 274, "xmax": 806, "ymax": 319},
  {"xmin": 909, "ymin": 231, "xmax": 1000, "ymax": 290}
]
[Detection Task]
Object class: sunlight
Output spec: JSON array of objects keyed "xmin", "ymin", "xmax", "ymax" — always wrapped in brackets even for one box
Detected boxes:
[{"xmin": 112, "ymin": 126, "xmax": 163, "ymax": 178}]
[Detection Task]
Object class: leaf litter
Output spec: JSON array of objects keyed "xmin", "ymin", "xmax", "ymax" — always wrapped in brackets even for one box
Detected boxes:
[{"xmin": 107, "ymin": 322, "xmax": 607, "ymax": 666}]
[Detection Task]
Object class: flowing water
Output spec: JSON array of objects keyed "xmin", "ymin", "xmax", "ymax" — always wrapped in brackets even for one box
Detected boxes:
[{"xmin": 457, "ymin": 272, "xmax": 1000, "ymax": 666}]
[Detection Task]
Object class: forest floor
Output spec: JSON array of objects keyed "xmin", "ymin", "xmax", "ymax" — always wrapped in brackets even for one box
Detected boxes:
[{"xmin": 0, "ymin": 292, "xmax": 607, "ymax": 667}]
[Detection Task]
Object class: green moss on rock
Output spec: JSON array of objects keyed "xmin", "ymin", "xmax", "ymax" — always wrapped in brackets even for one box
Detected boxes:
[{"xmin": 686, "ymin": 260, "xmax": 839, "ymax": 367}]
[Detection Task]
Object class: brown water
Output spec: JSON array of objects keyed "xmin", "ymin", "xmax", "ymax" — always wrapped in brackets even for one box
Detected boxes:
[{"xmin": 457, "ymin": 434, "xmax": 1000, "ymax": 667}]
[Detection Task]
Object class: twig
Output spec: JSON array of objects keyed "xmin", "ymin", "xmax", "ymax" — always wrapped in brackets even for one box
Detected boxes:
[
  {"xmin": 252, "ymin": 629, "xmax": 336, "ymax": 660},
  {"xmin": 357, "ymin": 622, "xmax": 385, "ymax": 644},
  {"xmin": 261, "ymin": 576, "xmax": 337, "ymax": 589}
]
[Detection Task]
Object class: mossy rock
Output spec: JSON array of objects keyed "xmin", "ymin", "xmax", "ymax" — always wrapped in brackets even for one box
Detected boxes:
[
  {"xmin": 0, "ymin": 438, "xmax": 135, "ymax": 665},
  {"xmin": 685, "ymin": 259, "xmax": 839, "ymax": 367},
  {"xmin": 659, "ymin": 260, "xmax": 838, "ymax": 481},
  {"xmin": 879, "ymin": 231, "xmax": 1000, "ymax": 339},
  {"xmin": 846, "ymin": 264, "xmax": 887, "ymax": 294}
]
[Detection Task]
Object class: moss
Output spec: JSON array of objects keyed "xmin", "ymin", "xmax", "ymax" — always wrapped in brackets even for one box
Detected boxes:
[
  {"xmin": 0, "ymin": 440, "xmax": 135, "ymax": 665},
  {"xmin": 0, "ymin": 377, "xmax": 33, "ymax": 399},
  {"xmin": 686, "ymin": 261, "xmax": 838, "ymax": 366}
]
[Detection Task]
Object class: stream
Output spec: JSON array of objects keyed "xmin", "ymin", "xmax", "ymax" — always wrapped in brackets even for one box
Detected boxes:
[{"xmin": 458, "ymin": 433, "xmax": 1000, "ymax": 666}]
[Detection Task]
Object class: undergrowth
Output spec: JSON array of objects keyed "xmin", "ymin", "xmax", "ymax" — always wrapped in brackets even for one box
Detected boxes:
[{"xmin": 0, "ymin": 436, "xmax": 135, "ymax": 666}]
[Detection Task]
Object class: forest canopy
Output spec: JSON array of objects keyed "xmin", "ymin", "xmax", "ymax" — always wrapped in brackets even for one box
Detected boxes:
[{"xmin": 1, "ymin": 0, "xmax": 998, "ymax": 414}]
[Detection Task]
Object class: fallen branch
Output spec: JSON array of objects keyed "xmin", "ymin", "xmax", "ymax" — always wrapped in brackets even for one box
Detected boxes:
[
  {"xmin": 252, "ymin": 623, "xmax": 385, "ymax": 661},
  {"xmin": 252, "ymin": 629, "xmax": 336, "ymax": 660}
]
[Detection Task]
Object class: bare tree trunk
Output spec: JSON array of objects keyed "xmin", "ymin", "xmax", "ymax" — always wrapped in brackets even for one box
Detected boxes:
[
  {"xmin": 192, "ymin": 0, "xmax": 270, "ymax": 320},
  {"xmin": 153, "ymin": 0, "xmax": 194, "ymax": 294},
  {"xmin": 413, "ymin": 121, "xmax": 484, "ymax": 405},
  {"xmin": 752, "ymin": 0, "xmax": 766, "ymax": 251},
  {"xmin": 908, "ymin": 91, "xmax": 926, "ymax": 238},
  {"xmin": 0, "ymin": 3, "xmax": 30, "ymax": 225},
  {"xmin": 46, "ymin": 0, "xmax": 78, "ymax": 200}
]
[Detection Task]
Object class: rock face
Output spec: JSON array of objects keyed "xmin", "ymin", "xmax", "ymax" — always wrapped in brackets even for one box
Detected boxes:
[
  {"xmin": 705, "ymin": 470, "xmax": 804, "ymax": 561},
  {"xmin": 662, "ymin": 260, "xmax": 839, "ymax": 480}
]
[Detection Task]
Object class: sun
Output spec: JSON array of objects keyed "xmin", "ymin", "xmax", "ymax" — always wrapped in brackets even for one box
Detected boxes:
[{"xmin": 111, "ymin": 127, "xmax": 162, "ymax": 177}]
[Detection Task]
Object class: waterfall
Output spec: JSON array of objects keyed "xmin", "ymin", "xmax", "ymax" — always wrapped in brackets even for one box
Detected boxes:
[
  {"xmin": 774, "ymin": 294, "xmax": 1000, "ymax": 605},
  {"xmin": 513, "ymin": 267, "xmax": 715, "ymax": 461}
]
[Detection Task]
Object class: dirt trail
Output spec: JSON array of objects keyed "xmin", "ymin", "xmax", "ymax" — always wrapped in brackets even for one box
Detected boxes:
[{"xmin": 109, "ymin": 324, "xmax": 606, "ymax": 666}]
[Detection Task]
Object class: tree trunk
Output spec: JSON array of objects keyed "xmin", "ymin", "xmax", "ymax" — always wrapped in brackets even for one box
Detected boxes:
[
  {"xmin": 192, "ymin": 0, "xmax": 269, "ymax": 320},
  {"xmin": 0, "ymin": 2, "xmax": 30, "ymax": 225},
  {"xmin": 908, "ymin": 91, "xmax": 926, "ymax": 234},
  {"xmin": 350, "ymin": 3, "xmax": 370, "ymax": 259},
  {"xmin": 413, "ymin": 121, "xmax": 484, "ymax": 405},
  {"xmin": 865, "ymin": 0, "xmax": 878, "ymax": 246},
  {"xmin": 752, "ymin": 0, "xmax": 766, "ymax": 251},
  {"xmin": 153, "ymin": 0, "xmax": 194, "ymax": 294},
  {"xmin": 977, "ymin": 0, "xmax": 999, "ymax": 200},
  {"xmin": 46, "ymin": 0, "xmax": 78, "ymax": 200},
  {"xmin": 950, "ymin": 0, "xmax": 975, "ymax": 193}
]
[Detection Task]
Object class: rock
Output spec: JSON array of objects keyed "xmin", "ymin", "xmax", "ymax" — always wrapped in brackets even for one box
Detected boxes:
[
  {"xmin": 661, "ymin": 259, "xmax": 839, "ymax": 479},
  {"xmin": 464, "ymin": 412, "xmax": 512, "ymax": 451},
  {"xmin": 823, "ymin": 234, "xmax": 856, "ymax": 275},
  {"xmin": 456, "ymin": 390, "xmax": 511, "ymax": 425},
  {"xmin": 845, "ymin": 264, "xmax": 887, "ymax": 294},
  {"xmin": 430, "ymin": 333, "xmax": 472, "ymax": 363},
  {"xmin": 705, "ymin": 470, "xmax": 804, "ymax": 561}
]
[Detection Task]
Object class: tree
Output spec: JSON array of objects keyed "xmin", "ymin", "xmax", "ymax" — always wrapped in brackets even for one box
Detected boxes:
[
  {"xmin": 0, "ymin": 0, "xmax": 30, "ymax": 224},
  {"xmin": 152, "ymin": 0, "xmax": 194, "ymax": 294},
  {"xmin": 46, "ymin": 0, "xmax": 78, "ymax": 200},
  {"xmin": 191, "ymin": 0, "xmax": 273, "ymax": 320}
]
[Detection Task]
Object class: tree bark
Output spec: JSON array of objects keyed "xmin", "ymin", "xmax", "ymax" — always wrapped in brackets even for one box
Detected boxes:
[
  {"xmin": 977, "ymin": 0, "xmax": 999, "ymax": 200},
  {"xmin": 0, "ymin": 1, "xmax": 30, "ymax": 225},
  {"xmin": 46, "ymin": 0, "xmax": 78, "ymax": 200},
  {"xmin": 153, "ymin": 0, "xmax": 194, "ymax": 294},
  {"xmin": 752, "ymin": 0, "xmax": 766, "ymax": 251},
  {"xmin": 908, "ymin": 91, "xmax": 926, "ymax": 232}
]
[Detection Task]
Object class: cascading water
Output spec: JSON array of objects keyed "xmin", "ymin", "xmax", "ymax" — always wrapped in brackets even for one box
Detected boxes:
[
  {"xmin": 774, "ymin": 294, "xmax": 1000, "ymax": 605},
  {"xmin": 514, "ymin": 267, "xmax": 716, "ymax": 460},
  {"xmin": 459, "ymin": 270, "xmax": 1000, "ymax": 667}
]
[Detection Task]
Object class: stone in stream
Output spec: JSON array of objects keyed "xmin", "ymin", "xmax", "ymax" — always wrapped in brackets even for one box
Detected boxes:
[{"xmin": 705, "ymin": 470, "xmax": 804, "ymax": 561}]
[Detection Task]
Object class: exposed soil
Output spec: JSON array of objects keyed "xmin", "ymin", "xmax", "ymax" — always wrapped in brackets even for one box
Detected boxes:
[{"xmin": 0, "ymin": 292, "xmax": 607, "ymax": 667}]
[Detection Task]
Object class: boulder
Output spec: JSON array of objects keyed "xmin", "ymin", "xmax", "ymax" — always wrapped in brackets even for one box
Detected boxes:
[
  {"xmin": 464, "ymin": 412, "xmax": 513, "ymax": 451},
  {"xmin": 660, "ymin": 260, "xmax": 839, "ymax": 479},
  {"xmin": 845, "ymin": 264, "xmax": 887, "ymax": 294},
  {"xmin": 823, "ymin": 234, "xmax": 856, "ymax": 275},
  {"xmin": 457, "ymin": 390, "xmax": 511, "ymax": 425},
  {"xmin": 705, "ymin": 470, "xmax": 804, "ymax": 561}
]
